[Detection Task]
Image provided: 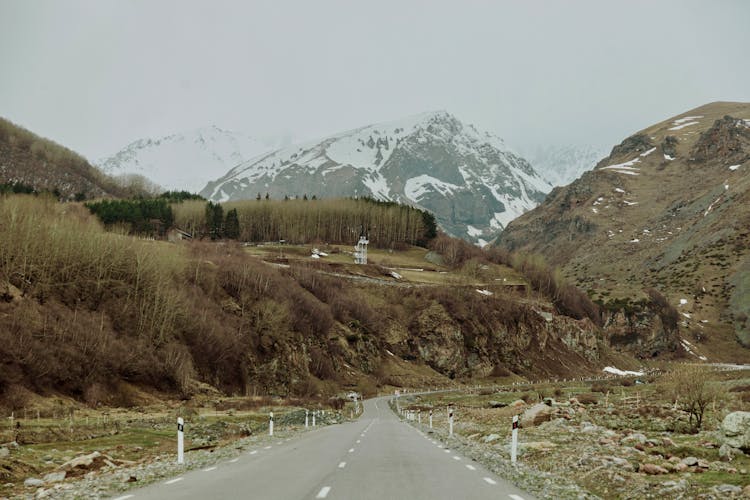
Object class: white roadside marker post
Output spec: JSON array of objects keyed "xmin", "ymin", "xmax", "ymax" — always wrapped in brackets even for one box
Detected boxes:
[
  {"xmin": 177, "ymin": 417, "xmax": 185, "ymax": 465},
  {"xmin": 312, "ymin": 411, "xmax": 316, "ymax": 427},
  {"xmin": 448, "ymin": 406, "xmax": 454, "ymax": 437},
  {"xmin": 305, "ymin": 410, "xmax": 309, "ymax": 428},
  {"xmin": 269, "ymin": 412, "xmax": 274, "ymax": 436},
  {"xmin": 418, "ymin": 410, "xmax": 421, "ymax": 425},
  {"xmin": 511, "ymin": 415, "xmax": 519, "ymax": 465},
  {"xmin": 429, "ymin": 409, "xmax": 433, "ymax": 429}
]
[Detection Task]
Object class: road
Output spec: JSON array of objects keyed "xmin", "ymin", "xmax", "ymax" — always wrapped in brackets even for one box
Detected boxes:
[{"xmin": 114, "ymin": 396, "xmax": 533, "ymax": 500}]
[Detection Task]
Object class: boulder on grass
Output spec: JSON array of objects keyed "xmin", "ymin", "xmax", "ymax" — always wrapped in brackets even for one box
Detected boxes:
[
  {"xmin": 520, "ymin": 403, "xmax": 552, "ymax": 427},
  {"xmin": 721, "ymin": 411, "xmax": 750, "ymax": 451},
  {"xmin": 640, "ymin": 463, "xmax": 668, "ymax": 475}
]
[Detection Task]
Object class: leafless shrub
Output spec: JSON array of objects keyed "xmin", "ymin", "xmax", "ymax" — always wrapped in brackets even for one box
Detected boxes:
[
  {"xmin": 591, "ymin": 382, "xmax": 609, "ymax": 394},
  {"xmin": 83, "ymin": 383, "xmax": 108, "ymax": 408},
  {"xmin": 578, "ymin": 393, "xmax": 599, "ymax": 405},
  {"xmin": 661, "ymin": 366, "xmax": 725, "ymax": 431},
  {"xmin": 328, "ymin": 397, "xmax": 346, "ymax": 410}
]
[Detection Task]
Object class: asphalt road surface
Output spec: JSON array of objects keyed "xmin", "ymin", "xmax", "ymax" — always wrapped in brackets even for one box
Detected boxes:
[{"xmin": 115, "ymin": 396, "xmax": 533, "ymax": 500}]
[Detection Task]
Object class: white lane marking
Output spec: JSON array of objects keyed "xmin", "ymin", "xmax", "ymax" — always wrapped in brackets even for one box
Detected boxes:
[
  {"xmin": 286, "ymin": 438, "xmax": 291, "ymax": 442},
  {"xmin": 202, "ymin": 466, "xmax": 217, "ymax": 472},
  {"xmin": 356, "ymin": 439, "xmax": 361, "ymax": 443},
  {"xmin": 165, "ymin": 477, "xmax": 184, "ymax": 485},
  {"xmin": 249, "ymin": 450, "xmax": 258, "ymax": 455},
  {"xmin": 466, "ymin": 464, "xmax": 476, "ymax": 471},
  {"xmin": 348, "ymin": 448, "xmax": 355, "ymax": 453},
  {"xmin": 444, "ymin": 449, "xmax": 450, "ymax": 453},
  {"xmin": 316, "ymin": 486, "xmax": 332, "ymax": 498},
  {"xmin": 229, "ymin": 458, "xmax": 239, "ymax": 463},
  {"xmin": 453, "ymin": 456, "xmax": 461, "ymax": 460},
  {"xmin": 113, "ymin": 496, "xmax": 134, "ymax": 500},
  {"xmin": 264, "ymin": 445, "xmax": 272, "ymax": 449},
  {"xmin": 360, "ymin": 434, "xmax": 365, "ymax": 437},
  {"xmin": 509, "ymin": 495, "xmax": 525, "ymax": 500},
  {"xmin": 338, "ymin": 461, "xmax": 346, "ymax": 469},
  {"xmin": 483, "ymin": 477, "xmax": 497, "ymax": 485}
]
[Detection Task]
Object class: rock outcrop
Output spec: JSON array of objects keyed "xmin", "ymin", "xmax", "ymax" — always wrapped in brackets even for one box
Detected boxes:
[{"xmin": 721, "ymin": 411, "xmax": 750, "ymax": 451}]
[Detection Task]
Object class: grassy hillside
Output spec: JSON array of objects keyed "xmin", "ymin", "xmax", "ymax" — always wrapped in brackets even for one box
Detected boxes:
[
  {"xmin": 0, "ymin": 194, "xmax": 622, "ymax": 413},
  {"xmin": 0, "ymin": 117, "xmax": 152, "ymax": 200},
  {"xmin": 497, "ymin": 102, "xmax": 750, "ymax": 359}
]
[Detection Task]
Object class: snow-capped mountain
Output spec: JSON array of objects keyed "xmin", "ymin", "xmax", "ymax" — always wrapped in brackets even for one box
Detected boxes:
[
  {"xmin": 526, "ymin": 145, "xmax": 607, "ymax": 187},
  {"xmin": 200, "ymin": 111, "xmax": 550, "ymax": 244},
  {"xmin": 98, "ymin": 126, "xmax": 287, "ymax": 193}
]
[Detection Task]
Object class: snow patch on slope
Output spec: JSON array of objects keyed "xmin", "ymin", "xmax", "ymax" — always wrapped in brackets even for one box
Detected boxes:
[
  {"xmin": 603, "ymin": 366, "xmax": 644, "ymax": 377},
  {"xmin": 405, "ymin": 175, "xmax": 461, "ymax": 201}
]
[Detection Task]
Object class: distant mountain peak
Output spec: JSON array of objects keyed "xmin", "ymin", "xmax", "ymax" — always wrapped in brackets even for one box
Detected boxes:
[
  {"xmin": 97, "ymin": 127, "xmax": 286, "ymax": 193},
  {"xmin": 200, "ymin": 111, "xmax": 549, "ymax": 244},
  {"xmin": 526, "ymin": 144, "xmax": 608, "ymax": 187}
]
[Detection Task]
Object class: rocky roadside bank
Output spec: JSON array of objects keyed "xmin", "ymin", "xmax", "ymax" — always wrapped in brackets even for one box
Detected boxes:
[
  {"xmin": 396, "ymin": 396, "xmax": 750, "ymax": 499},
  {"xmin": 391, "ymin": 399, "xmax": 597, "ymax": 499}
]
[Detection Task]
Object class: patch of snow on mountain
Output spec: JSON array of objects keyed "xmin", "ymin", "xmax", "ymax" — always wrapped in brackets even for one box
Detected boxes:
[
  {"xmin": 603, "ymin": 366, "xmax": 644, "ymax": 377},
  {"xmin": 669, "ymin": 121, "xmax": 700, "ymax": 131},
  {"xmin": 603, "ymin": 157, "xmax": 640, "ymax": 170},
  {"xmin": 404, "ymin": 175, "xmax": 460, "ymax": 201},
  {"xmin": 672, "ymin": 115, "xmax": 703, "ymax": 125},
  {"xmin": 362, "ymin": 172, "xmax": 390, "ymax": 200}
]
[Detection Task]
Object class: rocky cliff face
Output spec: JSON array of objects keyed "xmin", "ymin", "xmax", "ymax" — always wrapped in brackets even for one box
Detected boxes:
[
  {"xmin": 200, "ymin": 112, "xmax": 550, "ymax": 244},
  {"xmin": 497, "ymin": 102, "xmax": 750, "ymax": 360},
  {"xmin": 367, "ymin": 287, "xmax": 609, "ymax": 381}
]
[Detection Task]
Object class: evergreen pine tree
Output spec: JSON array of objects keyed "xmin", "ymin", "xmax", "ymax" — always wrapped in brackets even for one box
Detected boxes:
[{"xmin": 224, "ymin": 208, "xmax": 240, "ymax": 239}]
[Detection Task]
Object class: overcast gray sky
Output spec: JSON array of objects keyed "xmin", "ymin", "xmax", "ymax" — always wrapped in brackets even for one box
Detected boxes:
[{"xmin": 1, "ymin": 0, "xmax": 748, "ymax": 161}]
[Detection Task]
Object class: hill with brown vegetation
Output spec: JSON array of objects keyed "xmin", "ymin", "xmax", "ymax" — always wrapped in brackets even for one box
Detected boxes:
[
  {"xmin": 0, "ymin": 194, "xmax": 637, "ymax": 413},
  {"xmin": 497, "ymin": 102, "xmax": 750, "ymax": 360},
  {"xmin": 0, "ymin": 117, "xmax": 150, "ymax": 200}
]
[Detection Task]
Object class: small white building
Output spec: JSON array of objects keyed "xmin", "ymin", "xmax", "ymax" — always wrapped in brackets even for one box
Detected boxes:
[{"xmin": 354, "ymin": 235, "xmax": 369, "ymax": 264}]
